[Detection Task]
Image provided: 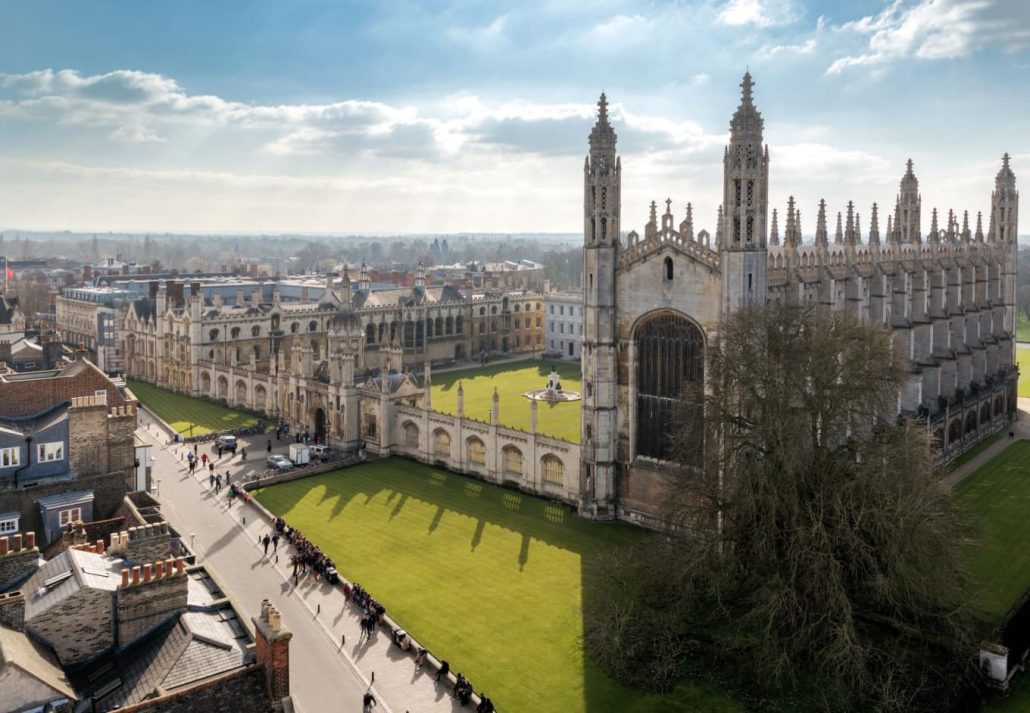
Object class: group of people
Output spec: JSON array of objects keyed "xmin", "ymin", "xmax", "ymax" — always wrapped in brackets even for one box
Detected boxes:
[
  {"xmin": 346, "ymin": 582, "xmax": 386, "ymax": 641},
  {"xmin": 274, "ymin": 517, "xmax": 338, "ymax": 583}
]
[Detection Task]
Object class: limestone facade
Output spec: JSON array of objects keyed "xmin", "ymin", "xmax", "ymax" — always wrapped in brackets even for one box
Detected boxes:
[{"xmin": 579, "ymin": 73, "xmax": 1019, "ymax": 524}]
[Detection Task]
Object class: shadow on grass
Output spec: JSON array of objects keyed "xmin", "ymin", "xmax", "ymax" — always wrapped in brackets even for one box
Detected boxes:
[{"xmin": 253, "ymin": 458, "xmax": 708, "ymax": 713}]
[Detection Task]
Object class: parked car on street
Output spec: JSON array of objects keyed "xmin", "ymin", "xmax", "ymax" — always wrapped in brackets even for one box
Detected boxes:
[
  {"xmin": 309, "ymin": 444, "xmax": 333, "ymax": 460},
  {"xmin": 266, "ymin": 454, "xmax": 293, "ymax": 472},
  {"xmin": 215, "ymin": 435, "xmax": 238, "ymax": 452}
]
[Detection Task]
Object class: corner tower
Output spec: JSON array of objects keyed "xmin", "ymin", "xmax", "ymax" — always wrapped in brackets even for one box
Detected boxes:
[
  {"xmin": 581, "ymin": 93, "xmax": 620, "ymax": 519},
  {"xmin": 721, "ymin": 72, "xmax": 769, "ymax": 313}
]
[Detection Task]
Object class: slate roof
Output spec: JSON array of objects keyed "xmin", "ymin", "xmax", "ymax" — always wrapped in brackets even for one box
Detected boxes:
[
  {"xmin": 23, "ymin": 547, "xmax": 118, "ymax": 621},
  {"xmin": 354, "ymin": 285, "xmax": 463, "ymax": 308},
  {"xmin": 0, "ymin": 624, "xmax": 76, "ymax": 699}
]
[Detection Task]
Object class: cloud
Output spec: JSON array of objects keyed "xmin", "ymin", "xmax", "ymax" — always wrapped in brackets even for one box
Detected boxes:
[
  {"xmin": 109, "ymin": 124, "xmax": 165, "ymax": 143},
  {"xmin": 826, "ymin": 0, "xmax": 1030, "ymax": 76},
  {"xmin": 445, "ymin": 14, "xmax": 509, "ymax": 49},
  {"xmin": 588, "ymin": 14, "xmax": 653, "ymax": 42},
  {"xmin": 717, "ymin": 0, "xmax": 797, "ymax": 28},
  {"xmin": 690, "ymin": 73, "xmax": 710, "ymax": 86}
]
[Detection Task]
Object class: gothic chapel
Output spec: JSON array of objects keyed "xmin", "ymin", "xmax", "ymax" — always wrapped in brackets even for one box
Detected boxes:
[{"xmin": 579, "ymin": 73, "xmax": 1018, "ymax": 524}]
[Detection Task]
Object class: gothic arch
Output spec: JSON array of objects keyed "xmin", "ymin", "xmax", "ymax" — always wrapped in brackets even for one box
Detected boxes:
[
  {"xmin": 633, "ymin": 310, "xmax": 705, "ymax": 464},
  {"xmin": 432, "ymin": 428, "xmax": 451, "ymax": 458},
  {"xmin": 404, "ymin": 421, "xmax": 419, "ymax": 449},
  {"xmin": 980, "ymin": 402, "xmax": 991, "ymax": 424},
  {"xmin": 541, "ymin": 454, "xmax": 565, "ymax": 486},
  {"xmin": 235, "ymin": 379, "xmax": 248, "ymax": 404},
  {"xmin": 948, "ymin": 418, "xmax": 962, "ymax": 443},
  {"xmin": 502, "ymin": 445, "xmax": 523, "ymax": 476},
  {"xmin": 994, "ymin": 395, "xmax": 1005, "ymax": 417},
  {"xmin": 200, "ymin": 371, "xmax": 212, "ymax": 395},
  {"xmin": 217, "ymin": 375, "xmax": 229, "ymax": 399},
  {"xmin": 254, "ymin": 384, "xmax": 267, "ymax": 411},
  {"xmin": 466, "ymin": 436, "xmax": 486, "ymax": 465},
  {"xmin": 964, "ymin": 411, "xmax": 977, "ymax": 436}
]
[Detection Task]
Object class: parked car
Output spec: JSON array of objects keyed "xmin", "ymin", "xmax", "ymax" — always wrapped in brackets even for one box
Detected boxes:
[
  {"xmin": 309, "ymin": 444, "xmax": 333, "ymax": 460},
  {"xmin": 266, "ymin": 454, "xmax": 294, "ymax": 472},
  {"xmin": 215, "ymin": 435, "xmax": 238, "ymax": 452}
]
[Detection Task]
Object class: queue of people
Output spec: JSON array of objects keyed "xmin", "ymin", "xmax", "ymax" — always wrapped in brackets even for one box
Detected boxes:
[{"xmin": 275, "ymin": 517, "xmax": 339, "ymax": 584}]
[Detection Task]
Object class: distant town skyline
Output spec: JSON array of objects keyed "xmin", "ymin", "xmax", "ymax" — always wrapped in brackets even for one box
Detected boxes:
[{"xmin": 1, "ymin": 0, "xmax": 1027, "ymax": 235}]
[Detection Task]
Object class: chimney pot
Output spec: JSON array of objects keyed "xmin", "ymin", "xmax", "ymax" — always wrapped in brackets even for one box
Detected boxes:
[
  {"xmin": 121, "ymin": 569, "xmax": 130, "ymax": 587},
  {"xmin": 269, "ymin": 608, "xmax": 281, "ymax": 632},
  {"xmin": 154, "ymin": 561, "xmax": 164, "ymax": 578},
  {"xmin": 12, "ymin": 534, "xmax": 22, "ymax": 551},
  {"xmin": 132, "ymin": 566, "xmax": 141, "ymax": 584},
  {"xmin": 143, "ymin": 564, "xmax": 152, "ymax": 582},
  {"xmin": 96, "ymin": 539, "xmax": 105, "ymax": 555},
  {"xmin": 0, "ymin": 537, "xmax": 7, "ymax": 556},
  {"xmin": 174, "ymin": 557, "xmax": 185, "ymax": 574},
  {"xmin": 166, "ymin": 558, "xmax": 175, "ymax": 578},
  {"xmin": 25, "ymin": 532, "xmax": 34, "ymax": 549}
]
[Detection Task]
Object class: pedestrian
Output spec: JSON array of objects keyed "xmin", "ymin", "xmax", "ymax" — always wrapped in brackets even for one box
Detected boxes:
[
  {"xmin": 435, "ymin": 659, "xmax": 449, "ymax": 681},
  {"xmin": 209, "ymin": 473, "xmax": 215, "ymax": 489},
  {"xmin": 193, "ymin": 443, "xmax": 198, "ymax": 456},
  {"xmin": 201, "ymin": 453, "xmax": 208, "ymax": 465},
  {"xmin": 362, "ymin": 691, "xmax": 377, "ymax": 712},
  {"xmin": 267, "ymin": 439, "xmax": 272, "ymax": 454},
  {"xmin": 209, "ymin": 462, "xmax": 215, "ymax": 475},
  {"xmin": 262, "ymin": 534, "xmax": 270, "ymax": 555},
  {"xmin": 414, "ymin": 647, "xmax": 427, "ymax": 668},
  {"xmin": 272, "ymin": 533, "xmax": 280, "ymax": 552},
  {"xmin": 215, "ymin": 474, "xmax": 222, "ymax": 491},
  {"xmin": 226, "ymin": 472, "xmax": 231, "ymax": 487},
  {"xmin": 241, "ymin": 448, "xmax": 247, "ymax": 460},
  {"xmin": 217, "ymin": 445, "xmax": 223, "ymax": 458}
]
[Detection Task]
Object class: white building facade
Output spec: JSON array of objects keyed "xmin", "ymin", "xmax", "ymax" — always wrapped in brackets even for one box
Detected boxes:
[{"xmin": 544, "ymin": 292, "xmax": 583, "ymax": 359}]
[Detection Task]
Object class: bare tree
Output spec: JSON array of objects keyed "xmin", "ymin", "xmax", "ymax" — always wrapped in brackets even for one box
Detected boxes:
[{"xmin": 587, "ymin": 304, "xmax": 982, "ymax": 712}]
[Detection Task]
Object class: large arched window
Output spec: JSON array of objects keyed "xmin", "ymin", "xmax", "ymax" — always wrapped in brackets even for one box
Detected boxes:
[
  {"xmin": 636, "ymin": 312, "xmax": 704, "ymax": 464},
  {"xmin": 404, "ymin": 422, "xmax": 419, "ymax": 448},
  {"xmin": 502, "ymin": 445, "xmax": 523, "ymax": 476},
  {"xmin": 542, "ymin": 454, "xmax": 564, "ymax": 486},
  {"xmin": 433, "ymin": 429, "xmax": 451, "ymax": 458},
  {"xmin": 467, "ymin": 437, "xmax": 486, "ymax": 465}
]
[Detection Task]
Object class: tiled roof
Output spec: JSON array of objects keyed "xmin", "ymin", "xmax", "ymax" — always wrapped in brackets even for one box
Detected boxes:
[
  {"xmin": 0, "ymin": 624, "xmax": 76, "ymax": 699},
  {"xmin": 23, "ymin": 548, "xmax": 118, "ymax": 621}
]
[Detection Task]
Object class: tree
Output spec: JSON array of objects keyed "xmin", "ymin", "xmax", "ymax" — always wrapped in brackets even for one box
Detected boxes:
[{"xmin": 587, "ymin": 304, "xmax": 982, "ymax": 712}]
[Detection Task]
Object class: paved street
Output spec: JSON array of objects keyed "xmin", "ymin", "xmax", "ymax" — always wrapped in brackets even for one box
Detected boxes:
[{"xmin": 137, "ymin": 412, "xmax": 465, "ymax": 713}]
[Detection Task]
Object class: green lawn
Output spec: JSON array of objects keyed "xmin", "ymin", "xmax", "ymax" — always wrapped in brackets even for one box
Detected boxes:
[
  {"xmin": 1017, "ymin": 313, "xmax": 1030, "ymax": 343},
  {"xmin": 986, "ymin": 672, "xmax": 1030, "ymax": 712},
  {"xmin": 431, "ymin": 359, "xmax": 582, "ymax": 443},
  {"xmin": 954, "ymin": 440, "xmax": 1030, "ymax": 617},
  {"xmin": 1019, "ymin": 346, "xmax": 1030, "ymax": 398},
  {"xmin": 127, "ymin": 379, "xmax": 257, "ymax": 436},
  {"xmin": 254, "ymin": 459, "xmax": 740, "ymax": 713}
]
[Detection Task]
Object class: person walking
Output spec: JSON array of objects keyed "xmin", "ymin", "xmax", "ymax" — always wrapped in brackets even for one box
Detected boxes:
[
  {"xmin": 217, "ymin": 444, "xmax": 223, "ymax": 459},
  {"xmin": 201, "ymin": 452, "xmax": 208, "ymax": 466},
  {"xmin": 209, "ymin": 473, "xmax": 215, "ymax": 489},
  {"xmin": 209, "ymin": 461, "xmax": 215, "ymax": 476},
  {"xmin": 362, "ymin": 691, "xmax": 377, "ymax": 712},
  {"xmin": 262, "ymin": 534, "xmax": 270, "ymax": 555},
  {"xmin": 272, "ymin": 533, "xmax": 280, "ymax": 552},
  {"xmin": 241, "ymin": 447, "xmax": 247, "ymax": 460},
  {"xmin": 267, "ymin": 439, "xmax": 273, "ymax": 454},
  {"xmin": 215, "ymin": 473, "xmax": 222, "ymax": 491}
]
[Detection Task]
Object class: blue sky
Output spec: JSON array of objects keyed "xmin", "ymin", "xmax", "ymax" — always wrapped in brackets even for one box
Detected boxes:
[{"xmin": 0, "ymin": 0, "xmax": 1027, "ymax": 235}]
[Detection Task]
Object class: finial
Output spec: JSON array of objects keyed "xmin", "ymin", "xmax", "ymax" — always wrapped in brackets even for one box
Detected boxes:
[
  {"xmin": 834, "ymin": 211, "xmax": 843, "ymax": 244},
  {"xmin": 975, "ymin": 211, "xmax": 984, "ymax": 241},
  {"xmin": 649, "ymin": 200, "xmax": 658, "ymax": 225},
  {"xmin": 1003, "ymin": 152, "xmax": 1010, "ymax": 169},
  {"xmin": 770, "ymin": 208, "xmax": 779, "ymax": 246},
  {"xmin": 665, "ymin": 197, "xmax": 672, "ymax": 216},
  {"xmin": 815, "ymin": 199, "xmax": 828, "ymax": 246},
  {"xmin": 929, "ymin": 207, "xmax": 939, "ymax": 239},
  {"xmin": 869, "ymin": 202, "xmax": 880, "ymax": 245},
  {"xmin": 905, "ymin": 158, "xmax": 914, "ymax": 176},
  {"xmin": 740, "ymin": 70, "xmax": 754, "ymax": 107},
  {"xmin": 597, "ymin": 92, "xmax": 609, "ymax": 124}
]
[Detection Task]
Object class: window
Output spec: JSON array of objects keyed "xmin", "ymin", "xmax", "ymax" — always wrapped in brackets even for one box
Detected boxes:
[
  {"xmin": 560, "ymin": 306, "xmax": 564, "ymax": 315},
  {"xmin": 542, "ymin": 455, "xmax": 565, "ymax": 486},
  {"xmin": 309, "ymin": 320, "xmax": 318, "ymax": 332},
  {"xmin": 38, "ymin": 442, "xmax": 64, "ymax": 462},
  {"xmin": 467, "ymin": 437, "xmax": 486, "ymax": 466},
  {"xmin": 291, "ymin": 322, "xmax": 299, "ymax": 334},
  {"xmin": 550, "ymin": 323, "xmax": 554, "ymax": 333},
  {"xmin": 251, "ymin": 326, "xmax": 261, "ymax": 337},
  {"xmin": 560, "ymin": 324, "xmax": 565, "ymax": 334},
  {"xmin": 664, "ymin": 257, "xmax": 674, "ymax": 280},
  {"xmin": 503, "ymin": 446, "xmax": 523, "ymax": 476},
  {"xmin": 209, "ymin": 329, "xmax": 220, "ymax": 341},
  {"xmin": 550, "ymin": 305, "xmax": 554, "ymax": 314},
  {"xmin": 59, "ymin": 507, "xmax": 81, "ymax": 527},
  {"xmin": 404, "ymin": 422, "xmax": 419, "ymax": 448},
  {"xmin": 0, "ymin": 447, "xmax": 20, "ymax": 468},
  {"xmin": 231, "ymin": 327, "xmax": 241, "ymax": 339},
  {"xmin": 0, "ymin": 516, "xmax": 17, "ymax": 534},
  {"xmin": 433, "ymin": 429, "xmax": 451, "ymax": 458},
  {"xmin": 536, "ymin": 317, "xmax": 541, "ymax": 327}
]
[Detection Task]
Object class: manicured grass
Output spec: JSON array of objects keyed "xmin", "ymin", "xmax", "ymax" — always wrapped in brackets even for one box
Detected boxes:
[
  {"xmin": 254, "ymin": 459, "xmax": 741, "ymax": 713},
  {"xmin": 986, "ymin": 672, "xmax": 1030, "ymax": 712},
  {"xmin": 953, "ymin": 440, "xmax": 1030, "ymax": 617},
  {"xmin": 126, "ymin": 379, "xmax": 257, "ymax": 436},
  {"xmin": 1017, "ymin": 313, "xmax": 1030, "ymax": 343},
  {"xmin": 1018, "ymin": 346, "xmax": 1030, "ymax": 398},
  {"xmin": 431, "ymin": 359, "xmax": 582, "ymax": 443}
]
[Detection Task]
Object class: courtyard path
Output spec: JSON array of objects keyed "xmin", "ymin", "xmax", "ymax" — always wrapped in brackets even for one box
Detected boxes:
[
  {"xmin": 940, "ymin": 400, "xmax": 1030, "ymax": 490},
  {"xmin": 137, "ymin": 410, "xmax": 466, "ymax": 713}
]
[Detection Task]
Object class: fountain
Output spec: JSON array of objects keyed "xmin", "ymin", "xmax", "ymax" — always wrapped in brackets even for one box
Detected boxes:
[{"xmin": 523, "ymin": 366, "xmax": 581, "ymax": 403}]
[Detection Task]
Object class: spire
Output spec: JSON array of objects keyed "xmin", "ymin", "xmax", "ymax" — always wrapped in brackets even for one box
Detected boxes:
[
  {"xmin": 815, "ymin": 199, "xmax": 828, "ymax": 247},
  {"xmin": 729, "ymin": 70, "xmax": 764, "ymax": 141},
  {"xmin": 975, "ymin": 211, "xmax": 985, "ymax": 242},
  {"xmin": 785, "ymin": 197, "xmax": 797, "ymax": 248},
  {"xmin": 844, "ymin": 201, "xmax": 856, "ymax": 245},
  {"xmin": 886, "ymin": 213, "xmax": 893, "ymax": 240},
  {"xmin": 770, "ymin": 208, "xmax": 779, "ymax": 246},
  {"xmin": 961, "ymin": 210, "xmax": 971, "ymax": 243},
  {"xmin": 946, "ymin": 209, "xmax": 956, "ymax": 241},
  {"xmin": 680, "ymin": 202, "xmax": 694, "ymax": 240},
  {"xmin": 869, "ymin": 202, "xmax": 880, "ymax": 246},
  {"xmin": 905, "ymin": 158, "xmax": 914, "ymax": 178},
  {"xmin": 834, "ymin": 211, "xmax": 843, "ymax": 245},
  {"xmin": 740, "ymin": 71, "xmax": 754, "ymax": 108},
  {"xmin": 855, "ymin": 212, "xmax": 862, "ymax": 245},
  {"xmin": 589, "ymin": 92, "xmax": 618, "ymax": 150},
  {"xmin": 928, "ymin": 207, "xmax": 939, "ymax": 241}
]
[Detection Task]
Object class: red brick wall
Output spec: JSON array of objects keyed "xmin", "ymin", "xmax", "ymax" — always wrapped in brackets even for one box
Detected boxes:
[{"xmin": 0, "ymin": 361, "xmax": 128, "ymax": 417}]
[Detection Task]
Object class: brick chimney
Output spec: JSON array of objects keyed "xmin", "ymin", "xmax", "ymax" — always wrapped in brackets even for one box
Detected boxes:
[
  {"xmin": 124, "ymin": 522, "xmax": 172, "ymax": 564},
  {"xmin": 148, "ymin": 280, "xmax": 160, "ymax": 300},
  {"xmin": 0, "ymin": 532, "xmax": 39, "ymax": 592},
  {"xmin": 166, "ymin": 281, "xmax": 185, "ymax": 309},
  {"xmin": 82, "ymin": 264, "xmax": 93, "ymax": 284},
  {"xmin": 116, "ymin": 556, "xmax": 188, "ymax": 647},
  {"xmin": 253, "ymin": 599, "xmax": 292, "ymax": 703}
]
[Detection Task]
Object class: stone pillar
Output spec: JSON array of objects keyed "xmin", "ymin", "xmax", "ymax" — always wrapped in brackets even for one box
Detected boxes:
[
  {"xmin": 456, "ymin": 382, "xmax": 464, "ymax": 419},
  {"xmin": 530, "ymin": 398, "xmax": 538, "ymax": 433},
  {"xmin": 491, "ymin": 388, "xmax": 499, "ymax": 426}
]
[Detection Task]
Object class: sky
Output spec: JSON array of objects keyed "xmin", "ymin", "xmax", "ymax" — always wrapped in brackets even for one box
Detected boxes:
[{"xmin": 0, "ymin": 0, "xmax": 1028, "ymax": 236}]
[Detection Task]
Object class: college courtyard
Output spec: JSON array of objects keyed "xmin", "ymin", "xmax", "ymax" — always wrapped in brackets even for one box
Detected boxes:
[{"xmin": 126, "ymin": 356, "xmax": 1030, "ymax": 712}]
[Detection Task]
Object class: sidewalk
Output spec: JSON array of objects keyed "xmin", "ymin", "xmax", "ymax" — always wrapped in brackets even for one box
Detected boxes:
[
  {"xmin": 940, "ymin": 401, "xmax": 1030, "ymax": 490},
  {"xmin": 137, "ymin": 411, "xmax": 465, "ymax": 713}
]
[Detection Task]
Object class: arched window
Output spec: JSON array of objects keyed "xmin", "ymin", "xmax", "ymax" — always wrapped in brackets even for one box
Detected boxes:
[
  {"xmin": 251, "ymin": 325, "xmax": 261, "ymax": 337},
  {"xmin": 502, "ymin": 445, "xmax": 523, "ymax": 476},
  {"xmin": 253, "ymin": 345, "xmax": 261, "ymax": 360},
  {"xmin": 404, "ymin": 422, "xmax": 419, "ymax": 448},
  {"xmin": 433, "ymin": 429, "xmax": 451, "ymax": 458},
  {"xmin": 291, "ymin": 322, "xmax": 299, "ymax": 334},
  {"xmin": 209, "ymin": 329, "xmax": 219, "ymax": 341},
  {"xmin": 636, "ymin": 312, "xmax": 704, "ymax": 464},
  {"xmin": 445, "ymin": 316, "xmax": 454, "ymax": 335},
  {"xmin": 664, "ymin": 257, "xmax": 673, "ymax": 281},
  {"xmin": 231, "ymin": 327, "xmax": 241, "ymax": 339},
  {"xmin": 366, "ymin": 323, "xmax": 376, "ymax": 343},
  {"xmin": 308, "ymin": 320, "xmax": 318, "ymax": 332},
  {"xmin": 467, "ymin": 437, "xmax": 486, "ymax": 465},
  {"xmin": 455, "ymin": 315, "xmax": 463, "ymax": 334},
  {"xmin": 479, "ymin": 307, "xmax": 486, "ymax": 316},
  {"xmin": 542, "ymin": 455, "xmax": 564, "ymax": 486}
]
